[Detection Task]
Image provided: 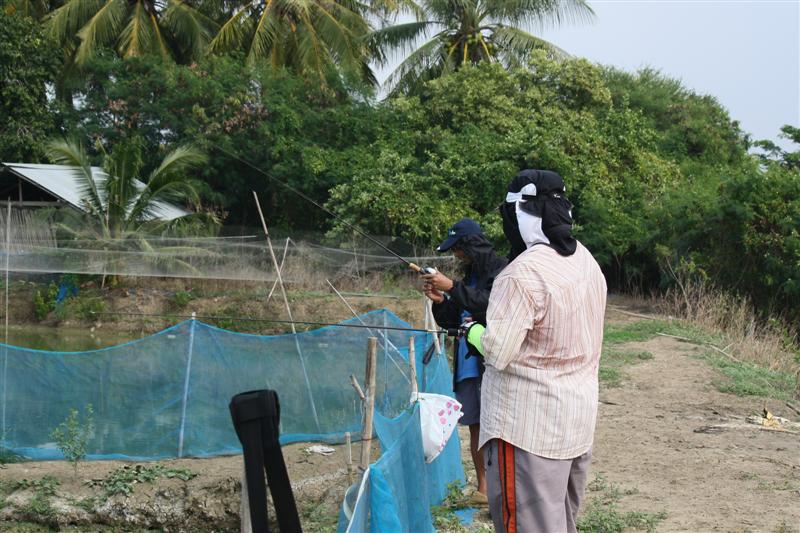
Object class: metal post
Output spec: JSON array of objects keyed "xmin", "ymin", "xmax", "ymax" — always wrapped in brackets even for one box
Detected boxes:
[
  {"xmin": 1, "ymin": 200, "xmax": 10, "ymax": 442},
  {"xmin": 177, "ymin": 312, "xmax": 196, "ymax": 457},
  {"xmin": 409, "ymin": 336, "xmax": 418, "ymax": 398}
]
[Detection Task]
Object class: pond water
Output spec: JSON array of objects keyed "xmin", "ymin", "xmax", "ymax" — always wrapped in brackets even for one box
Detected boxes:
[{"xmin": 1, "ymin": 324, "xmax": 137, "ymax": 351}]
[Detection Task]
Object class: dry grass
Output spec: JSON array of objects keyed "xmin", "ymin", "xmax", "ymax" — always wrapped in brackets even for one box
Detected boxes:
[{"xmin": 653, "ymin": 281, "xmax": 799, "ymax": 375}]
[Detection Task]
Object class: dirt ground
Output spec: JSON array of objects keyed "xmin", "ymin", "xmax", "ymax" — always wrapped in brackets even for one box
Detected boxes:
[
  {"xmin": 2, "ymin": 301, "xmax": 799, "ymax": 532},
  {"xmin": 589, "ymin": 328, "xmax": 799, "ymax": 531}
]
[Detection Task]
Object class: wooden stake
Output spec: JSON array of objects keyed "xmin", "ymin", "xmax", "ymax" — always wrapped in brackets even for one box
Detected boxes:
[
  {"xmin": 409, "ymin": 336, "xmax": 418, "ymax": 397},
  {"xmin": 360, "ymin": 337, "xmax": 378, "ymax": 470}
]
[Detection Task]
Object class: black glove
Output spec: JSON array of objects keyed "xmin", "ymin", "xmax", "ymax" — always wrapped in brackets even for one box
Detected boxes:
[{"xmin": 461, "ymin": 321, "xmax": 485, "ymax": 359}]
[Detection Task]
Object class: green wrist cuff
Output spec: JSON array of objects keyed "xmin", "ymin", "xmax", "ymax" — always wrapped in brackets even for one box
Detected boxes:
[{"xmin": 466, "ymin": 324, "xmax": 485, "ymax": 355}]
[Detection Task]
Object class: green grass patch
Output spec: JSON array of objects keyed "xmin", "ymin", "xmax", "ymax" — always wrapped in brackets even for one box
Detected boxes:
[
  {"xmin": 599, "ymin": 344, "xmax": 656, "ymax": 387},
  {"xmin": 603, "ymin": 320, "xmax": 718, "ymax": 346},
  {"xmin": 598, "ymin": 366, "xmax": 624, "ymax": 388},
  {"xmin": 578, "ymin": 474, "xmax": 666, "ymax": 533},
  {"xmin": 709, "ymin": 356, "xmax": 797, "ymax": 401},
  {"xmin": 300, "ymin": 500, "xmax": 338, "ymax": 532},
  {"xmin": 600, "ymin": 319, "xmax": 796, "ymax": 400}
]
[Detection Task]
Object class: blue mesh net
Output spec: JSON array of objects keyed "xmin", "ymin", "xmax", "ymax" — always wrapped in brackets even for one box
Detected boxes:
[
  {"xmin": 0, "ymin": 309, "xmax": 434, "ymax": 460},
  {"xmin": 338, "ymin": 338, "xmax": 465, "ymax": 533}
]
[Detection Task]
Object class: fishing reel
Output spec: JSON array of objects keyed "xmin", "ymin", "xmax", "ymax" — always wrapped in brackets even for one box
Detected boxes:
[{"xmin": 410, "ymin": 263, "xmax": 438, "ymax": 276}]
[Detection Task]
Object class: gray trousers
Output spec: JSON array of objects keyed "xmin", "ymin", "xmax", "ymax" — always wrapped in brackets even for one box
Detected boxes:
[{"xmin": 484, "ymin": 439, "xmax": 592, "ymax": 533}]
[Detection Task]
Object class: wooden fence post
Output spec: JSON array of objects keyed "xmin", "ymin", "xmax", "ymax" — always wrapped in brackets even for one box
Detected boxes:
[{"xmin": 360, "ymin": 337, "xmax": 378, "ymax": 470}]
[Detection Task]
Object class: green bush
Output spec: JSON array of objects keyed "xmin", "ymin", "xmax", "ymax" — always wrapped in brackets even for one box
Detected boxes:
[
  {"xmin": 173, "ymin": 290, "xmax": 195, "ymax": 309},
  {"xmin": 33, "ymin": 283, "xmax": 58, "ymax": 321}
]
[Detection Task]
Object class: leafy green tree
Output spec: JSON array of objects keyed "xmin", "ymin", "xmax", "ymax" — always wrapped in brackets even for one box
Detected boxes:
[
  {"xmin": 603, "ymin": 66, "xmax": 748, "ymax": 171},
  {"xmin": 208, "ymin": 0, "xmax": 373, "ymax": 83},
  {"xmin": 0, "ymin": 12, "xmax": 60, "ymax": 162},
  {"xmin": 371, "ymin": 0, "xmax": 593, "ymax": 93},
  {"xmin": 754, "ymin": 125, "xmax": 800, "ymax": 171}
]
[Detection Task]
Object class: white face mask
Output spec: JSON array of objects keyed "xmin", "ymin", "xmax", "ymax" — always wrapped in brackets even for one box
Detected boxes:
[{"xmin": 515, "ymin": 202, "xmax": 550, "ymax": 249}]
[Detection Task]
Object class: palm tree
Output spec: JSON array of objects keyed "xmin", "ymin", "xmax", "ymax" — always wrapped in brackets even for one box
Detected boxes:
[
  {"xmin": 46, "ymin": 0, "xmax": 217, "ymax": 66},
  {"xmin": 208, "ymin": 0, "xmax": 373, "ymax": 82},
  {"xmin": 371, "ymin": 0, "xmax": 594, "ymax": 93},
  {"xmin": 46, "ymin": 137, "xmax": 218, "ymax": 239},
  {"xmin": 45, "ymin": 138, "xmax": 220, "ymax": 283}
]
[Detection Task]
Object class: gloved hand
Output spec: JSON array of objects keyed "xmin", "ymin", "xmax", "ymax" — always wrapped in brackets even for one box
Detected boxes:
[{"xmin": 461, "ymin": 321, "xmax": 485, "ymax": 358}]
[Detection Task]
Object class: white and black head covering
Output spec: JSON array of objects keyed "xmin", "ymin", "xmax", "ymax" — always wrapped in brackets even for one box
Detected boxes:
[{"xmin": 499, "ymin": 169, "xmax": 576, "ymax": 261}]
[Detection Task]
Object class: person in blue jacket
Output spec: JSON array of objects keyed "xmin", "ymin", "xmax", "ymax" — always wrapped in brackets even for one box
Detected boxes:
[{"xmin": 422, "ymin": 218, "xmax": 507, "ymax": 504}]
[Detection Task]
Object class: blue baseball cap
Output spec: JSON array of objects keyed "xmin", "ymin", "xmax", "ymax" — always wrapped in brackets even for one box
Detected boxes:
[{"xmin": 436, "ymin": 218, "xmax": 483, "ymax": 252}]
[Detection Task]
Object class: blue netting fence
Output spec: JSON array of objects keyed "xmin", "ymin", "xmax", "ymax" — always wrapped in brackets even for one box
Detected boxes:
[
  {"xmin": 338, "ymin": 335, "xmax": 465, "ymax": 533},
  {"xmin": 2, "ymin": 308, "xmax": 466, "ymax": 531},
  {"xmin": 0, "ymin": 309, "xmax": 445, "ymax": 460}
]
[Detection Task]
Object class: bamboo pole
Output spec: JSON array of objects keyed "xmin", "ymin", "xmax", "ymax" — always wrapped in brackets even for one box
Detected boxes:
[
  {"xmin": 360, "ymin": 337, "xmax": 378, "ymax": 470},
  {"xmin": 264, "ymin": 237, "xmax": 291, "ymax": 305},
  {"xmin": 253, "ymin": 191, "xmax": 320, "ymax": 431}
]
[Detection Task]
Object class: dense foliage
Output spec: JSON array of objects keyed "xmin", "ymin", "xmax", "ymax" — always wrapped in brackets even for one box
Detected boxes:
[
  {"xmin": 1, "ymin": 5, "xmax": 797, "ymax": 320},
  {"xmin": 0, "ymin": 12, "xmax": 59, "ymax": 162}
]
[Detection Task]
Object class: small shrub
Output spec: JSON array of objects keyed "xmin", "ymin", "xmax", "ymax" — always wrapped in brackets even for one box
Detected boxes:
[
  {"xmin": 51, "ymin": 405, "xmax": 94, "ymax": 476},
  {"xmin": 173, "ymin": 289, "xmax": 195, "ymax": 309},
  {"xmin": 74, "ymin": 296, "xmax": 106, "ymax": 320},
  {"xmin": 33, "ymin": 282, "xmax": 58, "ymax": 320},
  {"xmin": 15, "ymin": 476, "xmax": 60, "ymax": 525},
  {"xmin": 578, "ymin": 474, "xmax": 666, "ymax": 533}
]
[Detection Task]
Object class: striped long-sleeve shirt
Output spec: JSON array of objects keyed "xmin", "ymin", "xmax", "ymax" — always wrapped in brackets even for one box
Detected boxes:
[{"xmin": 478, "ymin": 242, "xmax": 607, "ymax": 459}]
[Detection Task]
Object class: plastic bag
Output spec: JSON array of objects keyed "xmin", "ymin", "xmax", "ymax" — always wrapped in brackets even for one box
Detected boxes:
[{"xmin": 412, "ymin": 392, "xmax": 463, "ymax": 463}]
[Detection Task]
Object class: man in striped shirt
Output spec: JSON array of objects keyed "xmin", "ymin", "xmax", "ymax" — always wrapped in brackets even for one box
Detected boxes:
[{"xmin": 465, "ymin": 169, "xmax": 607, "ymax": 533}]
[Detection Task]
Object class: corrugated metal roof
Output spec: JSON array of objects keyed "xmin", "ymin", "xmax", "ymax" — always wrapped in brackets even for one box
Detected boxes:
[{"xmin": 1, "ymin": 162, "xmax": 190, "ymax": 221}]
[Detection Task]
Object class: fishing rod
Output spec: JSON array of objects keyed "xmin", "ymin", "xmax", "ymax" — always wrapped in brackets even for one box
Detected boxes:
[
  {"xmin": 90, "ymin": 310, "xmax": 446, "ymax": 334},
  {"xmin": 212, "ymin": 143, "xmax": 438, "ymax": 275}
]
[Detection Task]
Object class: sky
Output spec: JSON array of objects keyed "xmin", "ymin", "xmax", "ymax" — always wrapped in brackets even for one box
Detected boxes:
[
  {"xmin": 378, "ymin": 0, "xmax": 800, "ymax": 151},
  {"xmin": 536, "ymin": 0, "xmax": 800, "ymax": 150}
]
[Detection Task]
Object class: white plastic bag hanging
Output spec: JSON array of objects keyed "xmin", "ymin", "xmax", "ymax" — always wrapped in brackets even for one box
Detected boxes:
[{"xmin": 412, "ymin": 392, "xmax": 463, "ymax": 463}]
